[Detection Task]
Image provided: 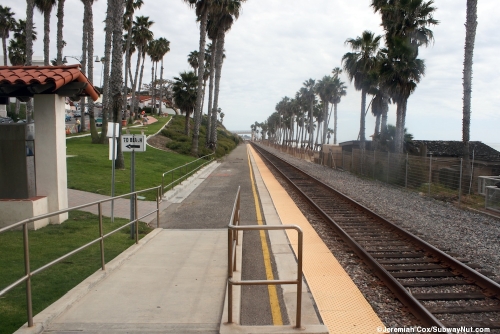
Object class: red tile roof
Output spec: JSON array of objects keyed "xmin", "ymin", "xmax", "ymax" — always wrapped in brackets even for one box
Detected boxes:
[{"xmin": 0, "ymin": 65, "xmax": 100, "ymax": 101}]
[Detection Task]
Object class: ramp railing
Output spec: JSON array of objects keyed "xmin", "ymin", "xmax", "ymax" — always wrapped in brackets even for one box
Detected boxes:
[
  {"xmin": 227, "ymin": 187, "xmax": 304, "ymax": 329},
  {"xmin": 0, "ymin": 185, "xmax": 161, "ymax": 328},
  {"xmin": 161, "ymin": 153, "xmax": 214, "ymax": 196}
]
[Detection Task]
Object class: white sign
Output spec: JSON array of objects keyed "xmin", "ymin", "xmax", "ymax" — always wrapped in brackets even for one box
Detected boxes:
[
  {"xmin": 106, "ymin": 122, "xmax": 120, "ymax": 138},
  {"xmin": 121, "ymin": 134, "xmax": 146, "ymax": 152}
]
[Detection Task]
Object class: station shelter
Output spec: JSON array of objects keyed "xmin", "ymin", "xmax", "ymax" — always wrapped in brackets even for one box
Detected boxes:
[{"xmin": 0, "ymin": 65, "xmax": 100, "ymax": 229}]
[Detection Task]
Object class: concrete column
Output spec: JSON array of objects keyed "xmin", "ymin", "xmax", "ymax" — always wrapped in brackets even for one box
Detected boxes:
[{"xmin": 34, "ymin": 94, "xmax": 68, "ymax": 224}]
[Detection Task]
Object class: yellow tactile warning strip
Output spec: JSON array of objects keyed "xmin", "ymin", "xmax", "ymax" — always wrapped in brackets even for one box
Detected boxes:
[
  {"xmin": 248, "ymin": 145, "xmax": 385, "ymax": 334},
  {"xmin": 247, "ymin": 149, "xmax": 284, "ymax": 325}
]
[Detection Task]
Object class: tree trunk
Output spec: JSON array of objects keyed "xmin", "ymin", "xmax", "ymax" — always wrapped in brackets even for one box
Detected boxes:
[
  {"xmin": 159, "ymin": 58, "xmax": 164, "ymax": 115},
  {"xmin": 191, "ymin": 7, "xmax": 207, "ymax": 156},
  {"xmin": 185, "ymin": 111, "xmax": 191, "ymax": 136},
  {"xmin": 308, "ymin": 100, "xmax": 313, "ymax": 148},
  {"xmin": 322, "ymin": 101, "xmax": 328, "ymax": 145},
  {"xmin": 25, "ymin": 0, "xmax": 34, "ymax": 121},
  {"xmin": 80, "ymin": 3, "xmax": 88, "ymax": 133},
  {"xmin": 86, "ymin": 0, "xmax": 99, "ymax": 143},
  {"xmin": 333, "ymin": 103, "xmax": 338, "ymax": 144},
  {"xmin": 209, "ymin": 28, "xmax": 225, "ymax": 149},
  {"xmin": 56, "ymin": 0, "xmax": 65, "ymax": 65},
  {"xmin": 136, "ymin": 53, "xmax": 146, "ymax": 115},
  {"xmin": 206, "ymin": 39, "xmax": 216, "ymax": 144},
  {"xmin": 98, "ymin": 0, "xmax": 114, "ymax": 144},
  {"xmin": 359, "ymin": 89, "xmax": 366, "ymax": 150},
  {"xmin": 395, "ymin": 98, "xmax": 407, "ymax": 154},
  {"xmin": 130, "ymin": 45, "xmax": 142, "ymax": 120},
  {"xmin": 462, "ymin": 0, "xmax": 478, "ymax": 193},
  {"xmin": 381, "ymin": 97, "xmax": 388, "ymax": 138},
  {"xmin": 25, "ymin": 0, "xmax": 34, "ymax": 65},
  {"xmin": 123, "ymin": 11, "xmax": 133, "ymax": 119},
  {"xmin": 2, "ymin": 37, "xmax": 7, "ymax": 66},
  {"xmin": 43, "ymin": 10, "xmax": 50, "ymax": 66},
  {"xmin": 110, "ymin": 0, "xmax": 125, "ymax": 169}
]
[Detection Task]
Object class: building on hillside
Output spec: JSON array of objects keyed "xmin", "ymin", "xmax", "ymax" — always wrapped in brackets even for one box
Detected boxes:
[{"xmin": 126, "ymin": 95, "xmax": 177, "ymax": 114}]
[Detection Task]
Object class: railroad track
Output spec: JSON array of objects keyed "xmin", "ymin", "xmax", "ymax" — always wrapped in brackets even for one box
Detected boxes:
[{"xmin": 252, "ymin": 143, "xmax": 500, "ymax": 330}]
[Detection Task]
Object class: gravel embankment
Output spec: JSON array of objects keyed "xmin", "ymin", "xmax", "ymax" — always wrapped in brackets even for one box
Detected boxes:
[{"xmin": 259, "ymin": 144, "xmax": 500, "ymax": 328}]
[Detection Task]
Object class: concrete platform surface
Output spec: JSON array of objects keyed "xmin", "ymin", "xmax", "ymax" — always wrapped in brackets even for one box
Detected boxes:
[{"xmin": 16, "ymin": 229, "xmax": 227, "ymax": 334}]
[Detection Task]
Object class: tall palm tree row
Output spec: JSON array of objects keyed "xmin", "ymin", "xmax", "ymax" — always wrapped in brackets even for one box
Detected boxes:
[{"xmin": 258, "ymin": 1, "xmax": 438, "ymax": 154}]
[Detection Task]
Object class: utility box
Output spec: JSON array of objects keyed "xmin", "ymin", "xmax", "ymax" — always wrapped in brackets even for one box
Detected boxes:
[{"xmin": 0, "ymin": 123, "xmax": 36, "ymax": 199}]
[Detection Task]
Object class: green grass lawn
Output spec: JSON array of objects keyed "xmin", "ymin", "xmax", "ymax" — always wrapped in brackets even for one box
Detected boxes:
[
  {"xmin": 0, "ymin": 211, "xmax": 152, "ymax": 334},
  {"xmin": 66, "ymin": 116, "xmax": 206, "ymax": 201}
]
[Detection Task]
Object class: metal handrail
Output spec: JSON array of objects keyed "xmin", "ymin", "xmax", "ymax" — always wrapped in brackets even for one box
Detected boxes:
[
  {"xmin": 0, "ymin": 185, "xmax": 162, "ymax": 328},
  {"xmin": 161, "ymin": 153, "xmax": 214, "ymax": 196},
  {"xmin": 227, "ymin": 187, "xmax": 304, "ymax": 329}
]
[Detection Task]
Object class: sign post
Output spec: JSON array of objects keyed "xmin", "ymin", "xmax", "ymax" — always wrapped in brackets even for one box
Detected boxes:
[
  {"xmin": 122, "ymin": 134, "xmax": 146, "ymax": 238},
  {"xmin": 107, "ymin": 122, "xmax": 119, "ymax": 222}
]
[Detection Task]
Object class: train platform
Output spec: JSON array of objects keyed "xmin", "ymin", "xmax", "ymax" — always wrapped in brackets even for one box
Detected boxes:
[{"xmin": 15, "ymin": 143, "xmax": 383, "ymax": 334}]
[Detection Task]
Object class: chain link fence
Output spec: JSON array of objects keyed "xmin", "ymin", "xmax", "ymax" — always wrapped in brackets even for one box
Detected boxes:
[{"xmin": 262, "ymin": 141, "xmax": 499, "ymax": 210}]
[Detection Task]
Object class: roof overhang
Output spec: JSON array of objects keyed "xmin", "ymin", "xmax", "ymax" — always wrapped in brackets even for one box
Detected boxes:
[{"xmin": 0, "ymin": 65, "xmax": 100, "ymax": 102}]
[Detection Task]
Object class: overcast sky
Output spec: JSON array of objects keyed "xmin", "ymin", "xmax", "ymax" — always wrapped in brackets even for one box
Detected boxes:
[{"xmin": 6, "ymin": 0, "xmax": 500, "ymax": 146}]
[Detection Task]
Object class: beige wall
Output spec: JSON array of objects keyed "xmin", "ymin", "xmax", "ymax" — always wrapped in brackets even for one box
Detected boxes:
[{"xmin": 34, "ymin": 95, "xmax": 68, "ymax": 224}]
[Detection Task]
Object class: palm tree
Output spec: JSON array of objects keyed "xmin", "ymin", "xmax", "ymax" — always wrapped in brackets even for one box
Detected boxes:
[
  {"xmin": 373, "ymin": 0, "xmax": 438, "ymax": 153},
  {"xmin": 9, "ymin": 19, "xmax": 37, "ymax": 65},
  {"xmin": 123, "ymin": 0, "xmax": 144, "ymax": 115},
  {"xmin": 462, "ymin": 0, "xmax": 478, "ymax": 187},
  {"xmin": 188, "ymin": 50, "xmax": 199, "ymax": 76},
  {"xmin": 300, "ymin": 79, "xmax": 316, "ymax": 149},
  {"xmin": 34, "ymin": 0, "xmax": 56, "ymax": 66},
  {"xmin": 172, "ymin": 71, "xmax": 198, "ymax": 136},
  {"xmin": 55, "ymin": 0, "xmax": 65, "ymax": 64},
  {"xmin": 130, "ymin": 15, "xmax": 154, "ymax": 119},
  {"xmin": 156, "ymin": 37, "xmax": 170, "ymax": 116},
  {"xmin": 342, "ymin": 30, "xmax": 381, "ymax": 150},
  {"xmin": 330, "ymin": 68, "xmax": 347, "ymax": 145},
  {"xmin": 208, "ymin": 0, "xmax": 246, "ymax": 150},
  {"xmin": 183, "ymin": 0, "xmax": 212, "ymax": 156},
  {"xmin": 0, "ymin": 6, "xmax": 16, "ymax": 66},
  {"xmin": 315, "ymin": 75, "xmax": 335, "ymax": 146}
]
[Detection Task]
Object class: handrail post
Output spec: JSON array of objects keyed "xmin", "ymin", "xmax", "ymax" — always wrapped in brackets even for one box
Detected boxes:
[
  {"xmin": 227, "ymin": 228, "xmax": 233, "ymax": 324},
  {"xmin": 99, "ymin": 203, "xmax": 105, "ymax": 270},
  {"xmin": 157, "ymin": 187, "xmax": 160, "ymax": 228},
  {"xmin": 23, "ymin": 223, "xmax": 33, "ymax": 327},
  {"xmin": 135, "ymin": 194, "xmax": 139, "ymax": 244},
  {"xmin": 295, "ymin": 229, "xmax": 303, "ymax": 329}
]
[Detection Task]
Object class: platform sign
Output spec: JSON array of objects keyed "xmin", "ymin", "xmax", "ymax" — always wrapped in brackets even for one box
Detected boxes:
[{"xmin": 121, "ymin": 134, "xmax": 146, "ymax": 152}]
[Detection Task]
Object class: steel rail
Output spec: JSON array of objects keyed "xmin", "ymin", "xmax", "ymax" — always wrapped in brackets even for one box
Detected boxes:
[
  {"xmin": 252, "ymin": 142, "xmax": 500, "ymax": 329},
  {"xmin": 254, "ymin": 143, "xmax": 500, "ymax": 298}
]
